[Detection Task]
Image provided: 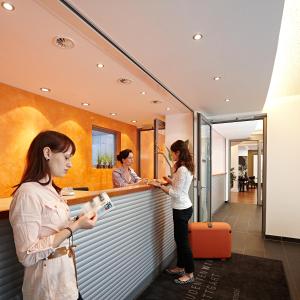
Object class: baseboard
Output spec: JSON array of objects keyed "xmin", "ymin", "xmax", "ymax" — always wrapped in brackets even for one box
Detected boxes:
[{"xmin": 265, "ymin": 234, "xmax": 300, "ymax": 243}]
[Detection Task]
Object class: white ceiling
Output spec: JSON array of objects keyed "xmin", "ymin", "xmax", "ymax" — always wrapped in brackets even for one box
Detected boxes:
[
  {"xmin": 0, "ymin": 0, "xmax": 284, "ymax": 128},
  {"xmin": 213, "ymin": 120, "xmax": 263, "ymax": 140},
  {"xmin": 0, "ymin": 0, "xmax": 190, "ymax": 128},
  {"xmin": 66, "ymin": 0, "xmax": 284, "ymax": 115}
]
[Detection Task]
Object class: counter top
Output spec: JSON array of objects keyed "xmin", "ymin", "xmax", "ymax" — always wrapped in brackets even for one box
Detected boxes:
[{"xmin": 0, "ymin": 184, "xmax": 153, "ymax": 218}]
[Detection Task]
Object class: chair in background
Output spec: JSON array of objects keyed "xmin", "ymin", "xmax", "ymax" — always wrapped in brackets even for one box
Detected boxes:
[
  {"xmin": 248, "ymin": 176, "xmax": 256, "ymax": 189},
  {"xmin": 238, "ymin": 176, "xmax": 249, "ymax": 192}
]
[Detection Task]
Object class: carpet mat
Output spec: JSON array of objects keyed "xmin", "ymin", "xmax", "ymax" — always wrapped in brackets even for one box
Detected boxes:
[{"xmin": 138, "ymin": 253, "xmax": 290, "ymax": 300}]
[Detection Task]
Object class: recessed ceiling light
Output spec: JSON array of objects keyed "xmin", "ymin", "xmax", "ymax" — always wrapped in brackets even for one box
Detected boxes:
[
  {"xmin": 96, "ymin": 63, "xmax": 104, "ymax": 69},
  {"xmin": 131, "ymin": 120, "xmax": 137, "ymax": 123},
  {"xmin": 193, "ymin": 33, "xmax": 203, "ymax": 40},
  {"xmin": 40, "ymin": 87, "xmax": 51, "ymax": 92},
  {"xmin": 109, "ymin": 112, "xmax": 117, "ymax": 116},
  {"xmin": 140, "ymin": 91, "xmax": 146, "ymax": 95},
  {"xmin": 166, "ymin": 107, "xmax": 171, "ymax": 111},
  {"xmin": 213, "ymin": 76, "xmax": 221, "ymax": 81},
  {"xmin": 81, "ymin": 102, "xmax": 90, "ymax": 106},
  {"xmin": 225, "ymin": 98, "xmax": 230, "ymax": 102},
  {"xmin": 1, "ymin": 2, "xmax": 15, "ymax": 11}
]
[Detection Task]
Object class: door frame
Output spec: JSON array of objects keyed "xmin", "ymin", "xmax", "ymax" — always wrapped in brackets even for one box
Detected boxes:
[
  {"xmin": 197, "ymin": 113, "xmax": 212, "ymax": 222},
  {"xmin": 154, "ymin": 119, "xmax": 166, "ymax": 179},
  {"xmin": 228, "ymin": 139, "xmax": 260, "ymax": 202},
  {"xmin": 210, "ymin": 114, "xmax": 267, "ymax": 235}
]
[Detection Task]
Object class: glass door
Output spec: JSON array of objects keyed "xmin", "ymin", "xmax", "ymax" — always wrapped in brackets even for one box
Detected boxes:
[
  {"xmin": 154, "ymin": 119, "xmax": 166, "ymax": 179},
  {"xmin": 197, "ymin": 113, "xmax": 212, "ymax": 221}
]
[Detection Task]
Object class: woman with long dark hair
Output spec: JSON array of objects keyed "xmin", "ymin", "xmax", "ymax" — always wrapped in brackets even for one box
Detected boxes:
[
  {"xmin": 10, "ymin": 131, "xmax": 97, "ymax": 300},
  {"xmin": 112, "ymin": 149, "xmax": 142, "ymax": 188},
  {"xmin": 151, "ymin": 140, "xmax": 194, "ymax": 284}
]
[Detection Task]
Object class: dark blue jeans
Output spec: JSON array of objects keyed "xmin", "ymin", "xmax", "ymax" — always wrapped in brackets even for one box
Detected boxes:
[{"xmin": 173, "ymin": 207, "xmax": 194, "ymax": 273}]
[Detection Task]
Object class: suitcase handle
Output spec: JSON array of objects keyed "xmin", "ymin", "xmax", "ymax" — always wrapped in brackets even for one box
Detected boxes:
[{"xmin": 207, "ymin": 222, "xmax": 213, "ymax": 228}]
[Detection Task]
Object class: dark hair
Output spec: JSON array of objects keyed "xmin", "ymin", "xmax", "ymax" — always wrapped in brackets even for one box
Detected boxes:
[
  {"xmin": 116, "ymin": 149, "xmax": 132, "ymax": 163},
  {"xmin": 170, "ymin": 140, "xmax": 194, "ymax": 174},
  {"xmin": 13, "ymin": 130, "xmax": 76, "ymax": 194}
]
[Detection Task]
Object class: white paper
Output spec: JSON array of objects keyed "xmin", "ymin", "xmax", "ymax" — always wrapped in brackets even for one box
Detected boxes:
[{"xmin": 80, "ymin": 192, "xmax": 114, "ymax": 217}]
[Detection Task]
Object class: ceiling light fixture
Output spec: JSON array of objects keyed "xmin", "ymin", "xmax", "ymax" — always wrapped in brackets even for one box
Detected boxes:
[
  {"xmin": 225, "ymin": 98, "xmax": 230, "ymax": 102},
  {"xmin": 166, "ymin": 107, "xmax": 171, "ymax": 111},
  {"xmin": 53, "ymin": 36, "xmax": 75, "ymax": 49},
  {"xmin": 213, "ymin": 76, "xmax": 221, "ymax": 81},
  {"xmin": 96, "ymin": 63, "xmax": 104, "ymax": 69},
  {"xmin": 151, "ymin": 100, "xmax": 162, "ymax": 104},
  {"xmin": 193, "ymin": 33, "xmax": 203, "ymax": 40},
  {"xmin": 40, "ymin": 87, "xmax": 51, "ymax": 92},
  {"xmin": 140, "ymin": 91, "xmax": 146, "ymax": 95},
  {"xmin": 1, "ymin": 2, "xmax": 15, "ymax": 11},
  {"xmin": 109, "ymin": 112, "xmax": 117, "ymax": 116},
  {"xmin": 81, "ymin": 102, "xmax": 90, "ymax": 106},
  {"xmin": 131, "ymin": 120, "xmax": 137, "ymax": 123},
  {"xmin": 118, "ymin": 78, "xmax": 132, "ymax": 85}
]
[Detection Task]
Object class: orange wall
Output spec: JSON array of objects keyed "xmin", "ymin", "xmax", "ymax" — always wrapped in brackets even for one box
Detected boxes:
[
  {"xmin": 0, "ymin": 83, "xmax": 138, "ymax": 197},
  {"xmin": 140, "ymin": 130, "xmax": 166, "ymax": 180},
  {"xmin": 140, "ymin": 130, "xmax": 154, "ymax": 179}
]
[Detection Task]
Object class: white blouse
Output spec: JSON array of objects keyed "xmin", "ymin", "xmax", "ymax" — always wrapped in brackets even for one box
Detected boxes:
[
  {"xmin": 9, "ymin": 182, "xmax": 78, "ymax": 300},
  {"xmin": 168, "ymin": 166, "xmax": 193, "ymax": 209}
]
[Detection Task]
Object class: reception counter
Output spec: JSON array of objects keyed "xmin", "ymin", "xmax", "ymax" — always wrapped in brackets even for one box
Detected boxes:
[{"xmin": 0, "ymin": 185, "xmax": 175, "ymax": 300}]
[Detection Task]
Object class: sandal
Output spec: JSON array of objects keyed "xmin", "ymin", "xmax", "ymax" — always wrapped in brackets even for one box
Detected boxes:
[
  {"xmin": 174, "ymin": 277, "xmax": 194, "ymax": 285},
  {"xmin": 165, "ymin": 268, "xmax": 185, "ymax": 276}
]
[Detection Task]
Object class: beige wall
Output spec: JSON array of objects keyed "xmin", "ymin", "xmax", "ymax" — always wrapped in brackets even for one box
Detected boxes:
[
  {"xmin": 266, "ymin": 95, "xmax": 300, "ymax": 238},
  {"xmin": 212, "ymin": 129, "xmax": 226, "ymax": 175}
]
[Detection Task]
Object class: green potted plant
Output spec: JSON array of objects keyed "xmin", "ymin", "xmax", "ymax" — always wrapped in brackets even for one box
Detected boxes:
[
  {"xmin": 108, "ymin": 155, "xmax": 113, "ymax": 168},
  {"xmin": 101, "ymin": 154, "xmax": 108, "ymax": 168},
  {"xmin": 96, "ymin": 152, "xmax": 102, "ymax": 168}
]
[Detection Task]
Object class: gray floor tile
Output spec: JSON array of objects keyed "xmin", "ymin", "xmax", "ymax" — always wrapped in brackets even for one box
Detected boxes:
[
  {"xmin": 244, "ymin": 248, "xmax": 265, "ymax": 257},
  {"xmin": 283, "ymin": 242, "xmax": 300, "ymax": 262},
  {"xmin": 244, "ymin": 233, "xmax": 265, "ymax": 252},
  {"xmin": 264, "ymin": 240, "xmax": 285, "ymax": 261},
  {"xmin": 223, "ymin": 215, "xmax": 238, "ymax": 228},
  {"xmin": 232, "ymin": 219, "xmax": 249, "ymax": 232},
  {"xmin": 232, "ymin": 231, "xmax": 246, "ymax": 253},
  {"xmin": 212, "ymin": 202, "xmax": 300, "ymax": 300}
]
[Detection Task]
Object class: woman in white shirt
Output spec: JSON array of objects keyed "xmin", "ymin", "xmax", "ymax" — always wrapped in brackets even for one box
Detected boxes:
[
  {"xmin": 10, "ymin": 131, "xmax": 97, "ymax": 300},
  {"xmin": 152, "ymin": 140, "xmax": 194, "ymax": 284}
]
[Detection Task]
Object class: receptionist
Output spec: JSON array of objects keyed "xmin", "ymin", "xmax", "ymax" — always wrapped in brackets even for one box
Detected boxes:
[{"xmin": 112, "ymin": 149, "xmax": 142, "ymax": 188}]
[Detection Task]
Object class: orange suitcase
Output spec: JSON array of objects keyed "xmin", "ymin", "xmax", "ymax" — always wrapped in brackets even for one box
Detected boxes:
[{"xmin": 188, "ymin": 222, "xmax": 232, "ymax": 259}]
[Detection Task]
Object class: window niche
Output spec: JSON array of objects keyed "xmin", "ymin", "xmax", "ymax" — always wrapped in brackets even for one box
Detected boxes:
[{"xmin": 92, "ymin": 126, "xmax": 119, "ymax": 168}]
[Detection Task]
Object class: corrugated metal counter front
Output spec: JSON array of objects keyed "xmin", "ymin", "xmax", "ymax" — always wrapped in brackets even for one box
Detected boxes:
[{"xmin": 0, "ymin": 188, "xmax": 175, "ymax": 300}]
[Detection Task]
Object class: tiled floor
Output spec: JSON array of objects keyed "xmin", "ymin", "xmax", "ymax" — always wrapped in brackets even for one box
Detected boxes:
[{"xmin": 213, "ymin": 202, "xmax": 300, "ymax": 300}]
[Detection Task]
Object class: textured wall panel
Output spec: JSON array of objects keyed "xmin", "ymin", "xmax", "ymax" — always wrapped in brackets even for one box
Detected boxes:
[
  {"xmin": 0, "ymin": 189, "xmax": 175, "ymax": 300},
  {"xmin": 0, "ymin": 219, "xmax": 23, "ymax": 300},
  {"xmin": 211, "ymin": 174, "xmax": 226, "ymax": 214}
]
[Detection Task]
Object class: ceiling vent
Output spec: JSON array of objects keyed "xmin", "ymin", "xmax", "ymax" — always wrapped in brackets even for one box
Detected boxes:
[
  {"xmin": 117, "ymin": 78, "xmax": 132, "ymax": 85},
  {"xmin": 53, "ymin": 36, "xmax": 75, "ymax": 49}
]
